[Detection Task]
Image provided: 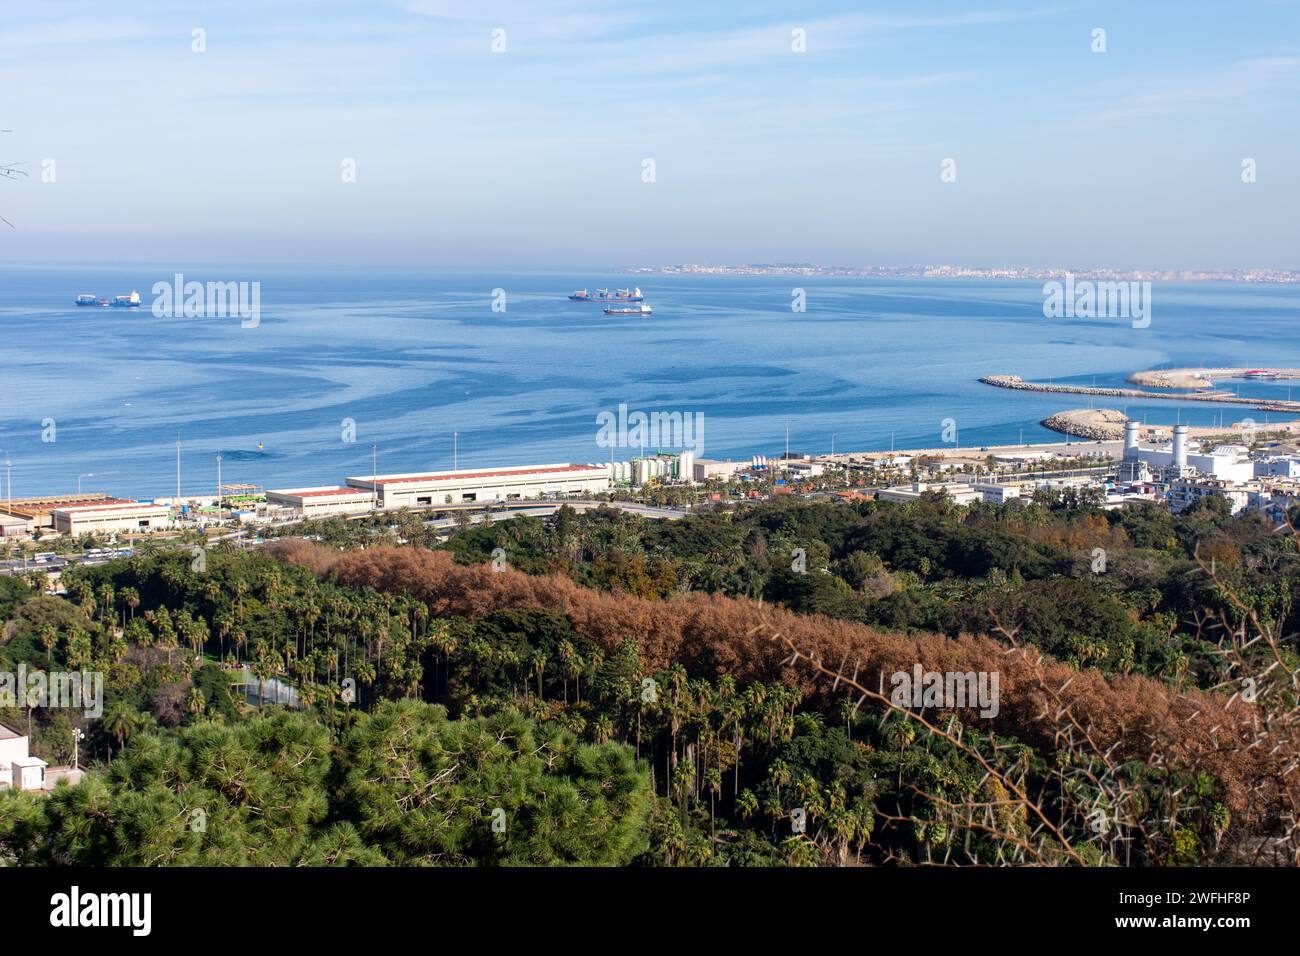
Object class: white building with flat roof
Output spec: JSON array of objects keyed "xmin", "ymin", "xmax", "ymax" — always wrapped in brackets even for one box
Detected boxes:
[
  {"xmin": 692, "ymin": 458, "xmax": 747, "ymax": 482},
  {"xmin": 51, "ymin": 501, "xmax": 171, "ymax": 535},
  {"xmin": 0, "ymin": 723, "xmax": 84, "ymax": 792},
  {"xmin": 0, "ymin": 723, "xmax": 46, "ymax": 792},
  {"xmin": 266, "ymin": 486, "xmax": 376, "ymax": 517},
  {"xmin": 974, "ymin": 482, "xmax": 1022, "ymax": 504},
  {"xmin": 345, "ymin": 463, "xmax": 610, "ymax": 510},
  {"xmin": 878, "ymin": 481, "xmax": 983, "ymax": 506}
]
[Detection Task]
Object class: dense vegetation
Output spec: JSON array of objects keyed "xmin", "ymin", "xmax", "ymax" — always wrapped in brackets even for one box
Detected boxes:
[{"xmin": 2, "ymin": 493, "xmax": 1296, "ymax": 865}]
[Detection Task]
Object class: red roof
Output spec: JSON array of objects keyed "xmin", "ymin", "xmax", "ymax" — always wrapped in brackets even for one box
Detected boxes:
[{"xmin": 6, "ymin": 496, "xmax": 127, "ymax": 512}]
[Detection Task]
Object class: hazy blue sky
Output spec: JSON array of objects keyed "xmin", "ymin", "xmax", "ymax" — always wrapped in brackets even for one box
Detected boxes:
[{"xmin": 2, "ymin": 0, "xmax": 1297, "ymax": 268}]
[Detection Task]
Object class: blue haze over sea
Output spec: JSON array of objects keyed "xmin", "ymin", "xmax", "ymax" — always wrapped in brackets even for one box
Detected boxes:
[{"xmin": 2, "ymin": 266, "xmax": 1298, "ymax": 499}]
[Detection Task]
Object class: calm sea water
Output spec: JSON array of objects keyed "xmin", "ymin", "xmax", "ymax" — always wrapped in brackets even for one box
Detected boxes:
[{"xmin": 1, "ymin": 265, "xmax": 1298, "ymax": 499}]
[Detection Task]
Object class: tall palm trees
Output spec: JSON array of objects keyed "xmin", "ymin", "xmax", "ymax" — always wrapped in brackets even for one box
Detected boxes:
[
  {"xmin": 102, "ymin": 700, "xmax": 145, "ymax": 760},
  {"xmin": 120, "ymin": 586, "xmax": 140, "ymax": 623}
]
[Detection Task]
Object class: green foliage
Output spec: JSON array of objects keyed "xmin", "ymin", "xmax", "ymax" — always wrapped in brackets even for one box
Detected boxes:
[
  {"xmin": 2, "ymin": 492, "xmax": 1289, "ymax": 868},
  {"xmin": 337, "ymin": 701, "xmax": 652, "ymax": 865}
]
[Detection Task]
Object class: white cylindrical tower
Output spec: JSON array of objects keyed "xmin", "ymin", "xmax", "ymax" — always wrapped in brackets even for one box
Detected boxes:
[
  {"xmin": 678, "ymin": 450, "xmax": 695, "ymax": 483},
  {"xmin": 1123, "ymin": 420, "xmax": 1140, "ymax": 458},
  {"xmin": 1173, "ymin": 424, "xmax": 1189, "ymax": 470}
]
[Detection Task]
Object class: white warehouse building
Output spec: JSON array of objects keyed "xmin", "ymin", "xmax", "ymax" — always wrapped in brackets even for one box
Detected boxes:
[
  {"xmin": 51, "ymin": 500, "xmax": 171, "ymax": 535},
  {"xmin": 265, "ymin": 486, "xmax": 377, "ymax": 517},
  {"xmin": 345, "ymin": 463, "xmax": 610, "ymax": 509}
]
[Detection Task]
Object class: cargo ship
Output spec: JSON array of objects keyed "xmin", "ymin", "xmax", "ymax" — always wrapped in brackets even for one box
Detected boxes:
[
  {"xmin": 111, "ymin": 290, "xmax": 142, "ymax": 308},
  {"xmin": 75, "ymin": 294, "xmax": 103, "ymax": 307},
  {"xmin": 603, "ymin": 302, "xmax": 653, "ymax": 315},
  {"xmin": 569, "ymin": 286, "xmax": 644, "ymax": 302}
]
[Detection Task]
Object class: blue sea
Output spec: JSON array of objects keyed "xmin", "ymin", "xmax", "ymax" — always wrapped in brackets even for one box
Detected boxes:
[{"xmin": 2, "ymin": 265, "xmax": 1299, "ymax": 499}]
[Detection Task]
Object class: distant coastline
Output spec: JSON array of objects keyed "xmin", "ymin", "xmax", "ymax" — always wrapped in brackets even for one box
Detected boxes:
[{"xmin": 630, "ymin": 264, "xmax": 1300, "ymax": 283}]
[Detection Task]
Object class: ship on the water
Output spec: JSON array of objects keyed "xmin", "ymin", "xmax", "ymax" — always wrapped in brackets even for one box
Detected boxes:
[
  {"xmin": 603, "ymin": 302, "xmax": 653, "ymax": 315},
  {"xmin": 569, "ymin": 286, "xmax": 644, "ymax": 302},
  {"xmin": 74, "ymin": 294, "xmax": 103, "ymax": 307},
  {"xmin": 111, "ymin": 290, "xmax": 142, "ymax": 308}
]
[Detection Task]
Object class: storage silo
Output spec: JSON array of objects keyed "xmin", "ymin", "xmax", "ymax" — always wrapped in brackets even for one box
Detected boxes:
[
  {"xmin": 678, "ymin": 450, "xmax": 695, "ymax": 483},
  {"xmin": 1173, "ymin": 424, "xmax": 1189, "ymax": 471},
  {"xmin": 1123, "ymin": 420, "xmax": 1140, "ymax": 458}
]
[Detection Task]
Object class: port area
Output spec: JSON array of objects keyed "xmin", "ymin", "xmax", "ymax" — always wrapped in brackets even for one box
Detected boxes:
[
  {"xmin": 1039, "ymin": 408, "xmax": 1300, "ymax": 442},
  {"xmin": 819, "ymin": 437, "xmax": 1125, "ymax": 469},
  {"xmin": 1128, "ymin": 367, "xmax": 1300, "ymax": 389},
  {"xmin": 980, "ymin": 374, "xmax": 1300, "ymax": 414}
]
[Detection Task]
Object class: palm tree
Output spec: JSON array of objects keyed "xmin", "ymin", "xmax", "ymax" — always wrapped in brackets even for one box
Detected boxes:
[
  {"xmin": 121, "ymin": 586, "xmax": 140, "ymax": 623},
  {"xmin": 96, "ymin": 583, "xmax": 115, "ymax": 624},
  {"xmin": 250, "ymin": 652, "xmax": 272, "ymax": 710},
  {"xmin": 704, "ymin": 767, "xmax": 723, "ymax": 838},
  {"xmin": 39, "ymin": 623, "xmax": 58, "ymax": 666},
  {"xmin": 839, "ymin": 695, "xmax": 858, "ymax": 739},
  {"xmin": 102, "ymin": 700, "xmax": 144, "ymax": 759},
  {"xmin": 186, "ymin": 617, "xmax": 209, "ymax": 659},
  {"xmin": 736, "ymin": 789, "xmax": 759, "ymax": 822}
]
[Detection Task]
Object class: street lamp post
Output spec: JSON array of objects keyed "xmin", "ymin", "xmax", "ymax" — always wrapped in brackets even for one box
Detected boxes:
[{"xmin": 77, "ymin": 473, "xmax": 94, "ymax": 495}]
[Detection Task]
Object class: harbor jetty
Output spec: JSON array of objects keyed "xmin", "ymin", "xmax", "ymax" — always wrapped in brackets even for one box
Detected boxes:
[
  {"xmin": 1128, "ymin": 367, "xmax": 1300, "ymax": 389},
  {"xmin": 1037, "ymin": 408, "xmax": 1297, "ymax": 442},
  {"xmin": 980, "ymin": 374, "xmax": 1300, "ymax": 414}
]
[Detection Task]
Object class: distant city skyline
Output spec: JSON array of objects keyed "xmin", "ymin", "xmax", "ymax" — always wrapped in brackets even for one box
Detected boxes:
[{"xmin": 2, "ymin": 0, "xmax": 1298, "ymax": 269}]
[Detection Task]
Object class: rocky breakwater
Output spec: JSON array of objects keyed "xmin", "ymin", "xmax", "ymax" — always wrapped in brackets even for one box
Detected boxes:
[
  {"xmin": 1040, "ymin": 408, "xmax": 1128, "ymax": 440},
  {"xmin": 979, "ymin": 374, "xmax": 1300, "ymax": 413},
  {"xmin": 978, "ymin": 375, "xmax": 1140, "ymax": 398}
]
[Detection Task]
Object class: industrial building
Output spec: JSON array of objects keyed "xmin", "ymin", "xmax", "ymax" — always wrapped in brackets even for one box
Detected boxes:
[
  {"xmin": 786, "ymin": 461, "xmax": 826, "ymax": 480},
  {"xmin": 605, "ymin": 453, "xmax": 696, "ymax": 486},
  {"xmin": 690, "ymin": 458, "xmax": 747, "ymax": 483},
  {"xmin": 0, "ymin": 515, "xmax": 28, "ymax": 539},
  {"xmin": 265, "ymin": 486, "xmax": 377, "ymax": 517},
  {"xmin": 345, "ymin": 463, "xmax": 611, "ymax": 509},
  {"xmin": 50, "ymin": 500, "xmax": 171, "ymax": 535},
  {"xmin": 0, "ymin": 494, "xmax": 126, "ymax": 532},
  {"xmin": 1256, "ymin": 456, "xmax": 1300, "ymax": 478},
  {"xmin": 1118, "ymin": 421, "xmax": 1255, "ymax": 484},
  {"xmin": 878, "ymin": 481, "xmax": 984, "ymax": 506},
  {"xmin": 973, "ymin": 482, "xmax": 1023, "ymax": 504}
]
